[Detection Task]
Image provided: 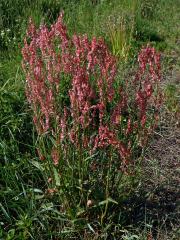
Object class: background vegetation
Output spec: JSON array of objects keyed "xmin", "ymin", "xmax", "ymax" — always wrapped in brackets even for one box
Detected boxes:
[{"xmin": 0, "ymin": 0, "xmax": 179, "ymax": 239}]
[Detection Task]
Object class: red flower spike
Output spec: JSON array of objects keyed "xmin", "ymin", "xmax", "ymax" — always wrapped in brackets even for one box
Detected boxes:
[{"xmin": 22, "ymin": 13, "xmax": 162, "ymax": 173}]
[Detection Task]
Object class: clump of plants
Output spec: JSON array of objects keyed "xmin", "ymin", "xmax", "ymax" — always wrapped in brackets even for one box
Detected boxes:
[
  {"xmin": 164, "ymin": 84, "xmax": 180, "ymax": 117},
  {"xmin": 22, "ymin": 12, "xmax": 162, "ymax": 230},
  {"xmin": 106, "ymin": 15, "xmax": 134, "ymax": 61}
]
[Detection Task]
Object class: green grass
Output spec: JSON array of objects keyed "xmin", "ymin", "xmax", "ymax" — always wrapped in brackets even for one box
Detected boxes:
[{"xmin": 0, "ymin": 0, "xmax": 179, "ymax": 239}]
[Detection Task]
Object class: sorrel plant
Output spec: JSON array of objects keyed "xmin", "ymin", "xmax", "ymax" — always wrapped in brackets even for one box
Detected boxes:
[{"xmin": 22, "ymin": 13, "xmax": 162, "ymax": 224}]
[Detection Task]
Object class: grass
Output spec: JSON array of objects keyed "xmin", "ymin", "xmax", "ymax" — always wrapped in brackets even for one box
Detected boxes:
[{"xmin": 0, "ymin": 0, "xmax": 179, "ymax": 239}]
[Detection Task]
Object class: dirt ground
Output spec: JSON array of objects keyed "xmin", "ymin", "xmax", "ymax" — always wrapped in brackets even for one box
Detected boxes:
[{"xmin": 142, "ymin": 68, "xmax": 180, "ymax": 239}]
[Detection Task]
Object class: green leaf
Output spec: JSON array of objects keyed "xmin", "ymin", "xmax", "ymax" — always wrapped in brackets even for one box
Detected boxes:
[
  {"xmin": 31, "ymin": 188, "xmax": 43, "ymax": 193},
  {"xmin": 53, "ymin": 167, "xmax": 60, "ymax": 186},
  {"xmin": 98, "ymin": 197, "xmax": 118, "ymax": 206},
  {"xmin": 31, "ymin": 160, "xmax": 44, "ymax": 171},
  {"xmin": 0, "ymin": 203, "xmax": 11, "ymax": 222},
  {"xmin": 34, "ymin": 194, "xmax": 44, "ymax": 200},
  {"xmin": 87, "ymin": 223, "xmax": 95, "ymax": 234},
  {"xmin": 40, "ymin": 202, "xmax": 54, "ymax": 212}
]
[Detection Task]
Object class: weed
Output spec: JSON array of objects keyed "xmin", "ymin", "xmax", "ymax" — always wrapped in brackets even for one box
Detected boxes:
[
  {"xmin": 164, "ymin": 84, "xmax": 179, "ymax": 115},
  {"xmin": 21, "ymin": 13, "xmax": 162, "ymax": 235}
]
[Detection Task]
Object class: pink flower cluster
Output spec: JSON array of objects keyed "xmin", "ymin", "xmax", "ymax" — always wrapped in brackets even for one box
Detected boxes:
[
  {"xmin": 135, "ymin": 46, "xmax": 161, "ymax": 127},
  {"xmin": 22, "ymin": 13, "xmax": 162, "ymax": 171}
]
